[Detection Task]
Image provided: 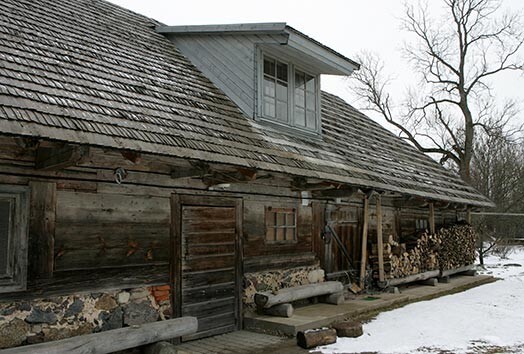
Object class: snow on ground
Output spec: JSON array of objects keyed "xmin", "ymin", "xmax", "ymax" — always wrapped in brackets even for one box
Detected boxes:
[{"xmin": 319, "ymin": 247, "xmax": 524, "ymax": 354}]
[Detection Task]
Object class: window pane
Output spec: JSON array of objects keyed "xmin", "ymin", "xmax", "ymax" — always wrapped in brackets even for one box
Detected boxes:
[
  {"xmin": 276, "ymin": 228, "xmax": 285, "ymax": 241},
  {"xmin": 0, "ymin": 200, "xmax": 10, "ymax": 277},
  {"xmin": 305, "ymin": 75, "xmax": 315, "ymax": 92},
  {"xmin": 264, "ymin": 77, "xmax": 275, "ymax": 97},
  {"xmin": 277, "ymin": 62, "xmax": 288, "ymax": 82},
  {"xmin": 276, "ymin": 101, "xmax": 288, "ymax": 121},
  {"xmin": 276, "ymin": 82, "xmax": 287, "ymax": 102},
  {"xmin": 295, "ymin": 89, "xmax": 305, "ymax": 108},
  {"xmin": 306, "ymin": 92, "xmax": 316, "ymax": 110},
  {"xmin": 306, "ymin": 110, "xmax": 316, "ymax": 129},
  {"xmin": 264, "ymin": 99, "xmax": 275, "ymax": 117},
  {"xmin": 295, "ymin": 71, "xmax": 305, "ymax": 89},
  {"xmin": 264, "ymin": 58, "xmax": 275, "ymax": 76},
  {"xmin": 295, "ymin": 106, "xmax": 305, "ymax": 126},
  {"xmin": 286, "ymin": 213, "xmax": 295, "ymax": 226}
]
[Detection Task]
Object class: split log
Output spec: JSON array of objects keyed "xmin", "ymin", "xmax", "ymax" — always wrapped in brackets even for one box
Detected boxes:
[
  {"xmin": 263, "ymin": 303, "xmax": 294, "ymax": 317},
  {"xmin": 387, "ymin": 270, "xmax": 440, "ymax": 287},
  {"xmin": 332, "ymin": 321, "xmax": 363, "ymax": 338},
  {"xmin": 440, "ymin": 264, "xmax": 475, "ymax": 278},
  {"xmin": 0, "ymin": 317, "xmax": 198, "ymax": 354},
  {"xmin": 297, "ymin": 328, "xmax": 337, "ymax": 349},
  {"xmin": 370, "ymin": 224, "xmax": 476, "ymax": 283},
  {"xmin": 420, "ymin": 278, "xmax": 438, "ymax": 286},
  {"xmin": 438, "ymin": 276, "xmax": 451, "ymax": 283},
  {"xmin": 319, "ymin": 292, "xmax": 345, "ymax": 305},
  {"xmin": 254, "ymin": 281, "xmax": 343, "ymax": 308}
]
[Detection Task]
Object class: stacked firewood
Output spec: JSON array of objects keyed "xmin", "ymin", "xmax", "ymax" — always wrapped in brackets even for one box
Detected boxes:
[
  {"xmin": 437, "ymin": 224, "xmax": 476, "ymax": 270},
  {"xmin": 371, "ymin": 224, "xmax": 476, "ymax": 280}
]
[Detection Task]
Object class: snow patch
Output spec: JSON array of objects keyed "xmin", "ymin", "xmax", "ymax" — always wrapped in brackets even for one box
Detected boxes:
[{"xmin": 318, "ymin": 247, "xmax": 524, "ymax": 354}]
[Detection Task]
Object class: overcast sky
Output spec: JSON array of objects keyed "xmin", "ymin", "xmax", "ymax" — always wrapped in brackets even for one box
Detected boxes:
[{"xmin": 108, "ymin": 0, "xmax": 524, "ymax": 127}]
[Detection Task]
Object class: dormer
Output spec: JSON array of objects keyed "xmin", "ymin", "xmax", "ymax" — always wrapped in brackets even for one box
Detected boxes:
[{"xmin": 157, "ymin": 23, "xmax": 359, "ymax": 136}]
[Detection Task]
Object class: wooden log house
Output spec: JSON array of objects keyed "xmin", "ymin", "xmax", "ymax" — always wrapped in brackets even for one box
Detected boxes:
[{"xmin": 0, "ymin": 0, "xmax": 493, "ymax": 349}]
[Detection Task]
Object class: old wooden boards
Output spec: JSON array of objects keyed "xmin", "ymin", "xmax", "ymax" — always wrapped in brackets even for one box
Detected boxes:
[
  {"xmin": 0, "ymin": 316, "xmax": 198, "ymax": 354},
  {"xmin": 171, "ymin": 195, "xmax": 243, "ymax": 341},
  {"xmin": 254, "ymin": 281, "xmax": 344, "ymax": 308}
]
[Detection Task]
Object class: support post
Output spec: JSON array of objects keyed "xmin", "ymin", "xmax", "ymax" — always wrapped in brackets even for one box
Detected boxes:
[
  {"xmin": 429, "ymin": 202, "xmax": 435, "ymax": 234},
  {"xmin": 376, "ymin": 195, "xmax": 385, "ymax": 283},
  {"xmin": 466, "ymin": 206, "xmax": 472, "ymax": 224},
  {"xmin": 29, "ymin": 181, "xmax": 56, "ymax": 278},
  {"xmin": 359, "ymin": 195, "xmax": 370, "ymax": 289}
]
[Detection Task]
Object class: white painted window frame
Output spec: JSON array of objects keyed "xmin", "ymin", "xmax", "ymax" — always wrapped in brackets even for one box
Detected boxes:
[{"xmin": 257, "ymin": 49, "xmax": 322, "ymax": 136}]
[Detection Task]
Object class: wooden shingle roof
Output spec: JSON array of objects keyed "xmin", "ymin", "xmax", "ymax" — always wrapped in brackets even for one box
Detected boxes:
[{"xmin": 0, "ymin": 0, "xmax": 493, "ymax": 207}]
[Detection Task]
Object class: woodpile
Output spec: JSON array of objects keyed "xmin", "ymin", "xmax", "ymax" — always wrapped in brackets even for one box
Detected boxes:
[
  {"xmin": 437, "ymin": 224, "xmax": 476, "ymax": 270},
  {"xmin": 371, "ymin": 224, "xmax": 476, "ymax": 280}
]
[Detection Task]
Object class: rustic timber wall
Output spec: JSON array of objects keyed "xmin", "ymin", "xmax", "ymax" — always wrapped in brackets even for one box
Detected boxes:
[{"xmin": 0, "ymin": 285, "xmax": 171, "ymax": 349}]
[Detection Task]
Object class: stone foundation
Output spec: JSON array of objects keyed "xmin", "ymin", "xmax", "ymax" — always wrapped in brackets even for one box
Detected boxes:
[
  {"xmin": 243, "ymin": 266, "xmax": 325, "ymax": 311},
  {"xmin": 0, "ymin": 285, "xmax": 172, "ymax": 349}
]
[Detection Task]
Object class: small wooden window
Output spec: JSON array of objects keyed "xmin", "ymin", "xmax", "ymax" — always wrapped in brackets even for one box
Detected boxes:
[
  {"xmin": 265, "ymin": 207, "xmax": 297, "ymax": 243},
  {"xmin": 0, "ymin": 185, "xmax": 29, "ymax": 293}
]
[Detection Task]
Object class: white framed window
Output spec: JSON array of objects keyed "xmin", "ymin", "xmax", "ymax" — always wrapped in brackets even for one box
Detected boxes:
[
  {"xmin": 259, "ymin": 53, "xmax": 320, "ymax": 134},
  {"xmin": 0, "ymin": 185, "xmax": 29, "ymax": 293}
]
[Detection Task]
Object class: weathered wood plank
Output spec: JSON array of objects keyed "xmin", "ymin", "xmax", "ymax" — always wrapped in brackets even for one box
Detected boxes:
[
  {"xmin": 182, "ymin": 297, "xmax": 236, "ymax": 318},
  {"xmin": 0, "ymin": 265, "xmax": 169, "ymax": 302},
  {"xmin": 376, "ymin": 195, "xmax": 385, "ymax": 283},
  {"xmin": 29, "ymin": 181, "xmax": 56, "ymax": 278},
  {"xmin": 359, "ymin": 195, "xmax": 370, "ymax": 289},
  {"xmin": 263, "ymin": 303, "xmax": 294, "ymax": 317},
  {"xmin": 254, "ymin": 281, "xmax": 343, "ymax": 308},
  {"xmin": 0, "ymin": 317, "xmax": 198, "ymax": 354},
  {"xmin": 56, "ymin": 191, "xmax": 170, "ymax": 223},
  {"xmin": 243, "ymin": 252, "xmax": 317, "ymax": 273},
  {"xmin": 55, "ymin": 223, "xmax": 169, "ymax": 250}
]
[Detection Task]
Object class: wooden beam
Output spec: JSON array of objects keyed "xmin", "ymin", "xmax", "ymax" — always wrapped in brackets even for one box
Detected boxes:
[
  {"xmin": 203, "ymin": 168, "xmax": 257, "ymax": 186},
  {"xmin": 35, "ymin": 145, "xmax": 89, "ymax": 170},
  {"xmin": 254, "ymin": 281, "xmax": 343, "ymax": 308},
  {"xmin": 0, "ymin": 317, "xmax": 198, "ymax": 354},
  {"xmin": 291, "ymin": 177, "xmax": 341, "ymax": 191},
  {"xmin": 359, "ymin": 195, "xmax": 370, "ymax": 289},
  {"xmin": 171, "ymin": 162, "xmax": 209, "ymax": 179},
  {"xmin": 466, "ymin": 206, "xmax": 472, "ymax": 224},
  {"xmin": 314, "ymin": 187, "xmax": 356, "ymax": 199},
  {"xmin": 29, "ymin": 181, "xmax": 56, "ymax": 279},
  {"xmin": 376, "ymin": 195, "xmax": 385, "ymax": 283},
  {"xmin": 120, "ymin": 150, "xmax": 141, "ymax": 164},
  {"xmin": 429, "ymin": 202, "xmax": 435, "ymax": 234}
]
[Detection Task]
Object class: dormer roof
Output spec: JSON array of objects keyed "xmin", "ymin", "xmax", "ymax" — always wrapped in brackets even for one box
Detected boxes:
[{"xmin": 156, "ymin": 22, "xmax": 360, "ymax": 75}]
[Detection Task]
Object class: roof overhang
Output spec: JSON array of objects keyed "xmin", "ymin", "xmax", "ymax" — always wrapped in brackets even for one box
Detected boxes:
[{"xmin": 156, "ymin": 22, "xmax": 360, "ymax": 75}]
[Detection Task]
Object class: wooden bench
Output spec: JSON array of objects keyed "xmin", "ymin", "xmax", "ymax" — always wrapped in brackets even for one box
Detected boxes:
[
  {"xmin": 0, "ymin": 317, "xmax": 197, "ymax": 354},
  {"xmin": 254, "ymin": 281, "xmax": 344, "ymax": 317}
]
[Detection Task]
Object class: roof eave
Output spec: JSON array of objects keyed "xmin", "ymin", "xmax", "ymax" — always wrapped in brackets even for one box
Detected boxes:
[{"xmin": 156, "ymin": 22, "xmax": 360, "ymax": 76}]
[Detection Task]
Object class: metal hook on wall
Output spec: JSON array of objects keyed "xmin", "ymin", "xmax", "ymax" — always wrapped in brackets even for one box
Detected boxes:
[{"xmin": 114, "ymin": 167, "xmax": 128, "ymax": 184}]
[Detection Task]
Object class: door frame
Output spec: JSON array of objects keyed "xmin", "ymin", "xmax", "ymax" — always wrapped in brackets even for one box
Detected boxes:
[{"xmin": 170, "ymin": 193, "xmax": 244, "ymax": 332}]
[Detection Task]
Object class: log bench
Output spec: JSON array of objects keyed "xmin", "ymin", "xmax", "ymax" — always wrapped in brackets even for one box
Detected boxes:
[
  {"xmin": 0, "ymin": 317, "xmax": 198, "ymax": 354},
  {"xmin": 254, "ymin": 281, "xmax": 344, "ymax": 317}
]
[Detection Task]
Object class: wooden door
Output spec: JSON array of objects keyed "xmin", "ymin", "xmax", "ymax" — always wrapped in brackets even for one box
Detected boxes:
[{"xmin": 171, "ymin": 195, "xmax": 243, "ymax": 341}]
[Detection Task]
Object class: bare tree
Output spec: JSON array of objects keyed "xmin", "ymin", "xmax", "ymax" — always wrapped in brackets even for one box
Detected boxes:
[
  {"xmin": 350, "ymin": 0, "xmax": 524, "ymax": 182},
  {"xmin": 471, "ymin": 130, "xmax": 524, "ymax": 264}
]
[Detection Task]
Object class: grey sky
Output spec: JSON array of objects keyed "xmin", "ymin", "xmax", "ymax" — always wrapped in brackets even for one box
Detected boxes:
[{"xmin": 108, "ymin": 0, "xmax": 524, "ymax": 127}]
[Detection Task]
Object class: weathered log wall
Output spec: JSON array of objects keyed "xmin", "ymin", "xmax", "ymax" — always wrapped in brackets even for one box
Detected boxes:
[{"xmin": 0, "ymin": 135, "xmax": 318, "ymax": 301}]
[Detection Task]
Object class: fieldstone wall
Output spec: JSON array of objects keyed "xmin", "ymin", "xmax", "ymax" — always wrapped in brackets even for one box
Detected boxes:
[
  {"xmin": 243, "ymin": 266, "xmax": 325, "ymax": 311},
  {"xmin": 0, "ymin": 285, "xmax": 171, "ymax": 349}
]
